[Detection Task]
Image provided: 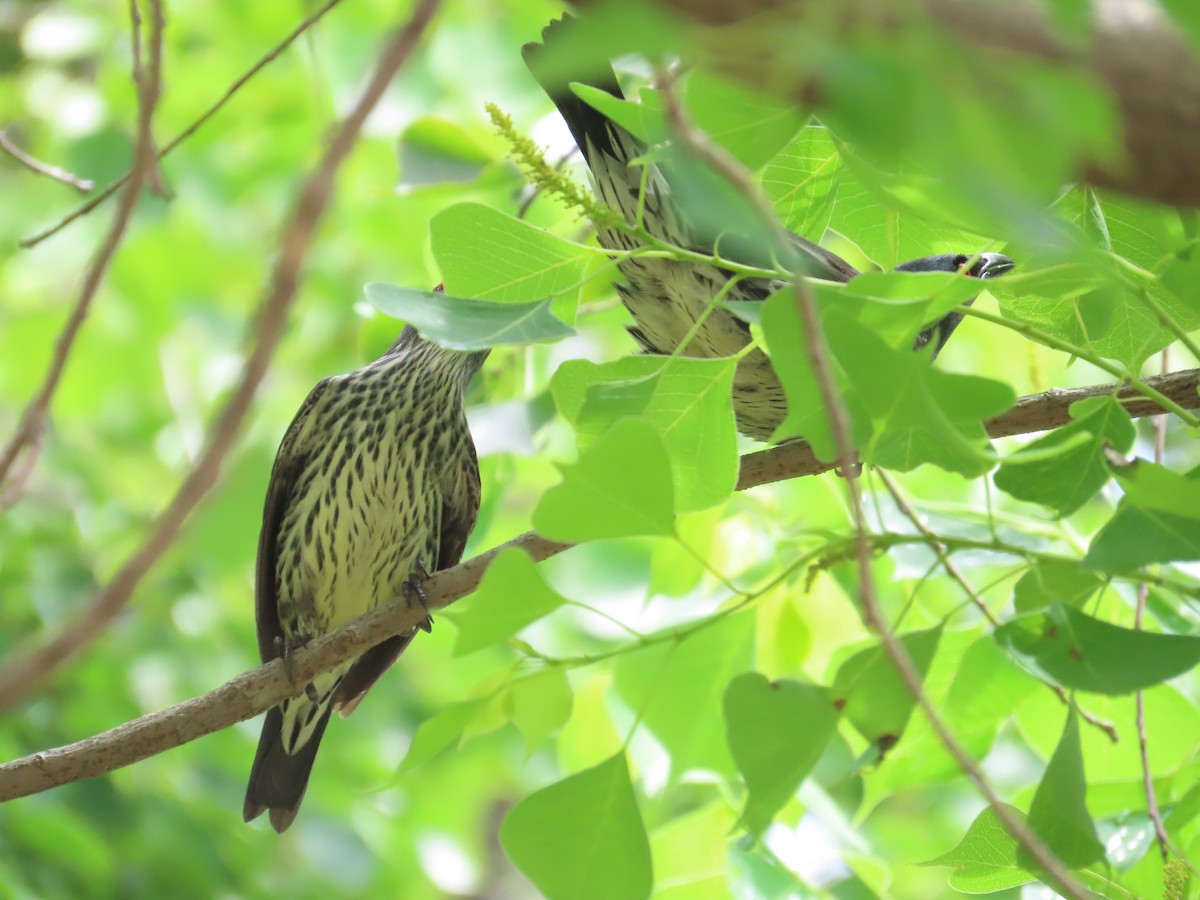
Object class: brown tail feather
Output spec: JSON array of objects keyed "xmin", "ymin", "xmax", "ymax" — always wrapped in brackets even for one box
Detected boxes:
[{"xmin": 243, "ymin": 704, "xmax": 332, "ymax": 833}]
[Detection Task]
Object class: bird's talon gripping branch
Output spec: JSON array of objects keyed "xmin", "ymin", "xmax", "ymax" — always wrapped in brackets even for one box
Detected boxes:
[{"xmin": 403, "ymin": 560, "xmax": 434, "ymax": 633}]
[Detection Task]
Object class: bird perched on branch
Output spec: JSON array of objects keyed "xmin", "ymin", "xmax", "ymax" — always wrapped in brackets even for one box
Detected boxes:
[
  {"xmin": 244, "ymin": 315, "xmax": 487, "ymax": 833},
  {"xmin": 523, "ymin": 17, "xmax": 1013, "ymax": 441}
]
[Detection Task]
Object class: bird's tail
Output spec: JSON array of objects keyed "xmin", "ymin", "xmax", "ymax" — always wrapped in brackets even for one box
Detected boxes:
[
  {"xmin": 243, "ymin": 682, "xmax": 337, "ymax": 833},
  {"xmin": 522, "ymin": 16, "xmax": 649, "ymax": 226}
]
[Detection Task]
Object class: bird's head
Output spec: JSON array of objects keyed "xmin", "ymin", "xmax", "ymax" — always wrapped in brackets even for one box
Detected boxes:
[
  {"xmin": 895, "ymin": 252, "xmax": 1015, "ymax": 279},
  {"xmin": 897, "ymin": 252, "xmax": 1014, "ymax": 356}
]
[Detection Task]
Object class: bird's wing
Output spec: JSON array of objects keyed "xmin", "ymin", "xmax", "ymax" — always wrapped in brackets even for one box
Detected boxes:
[
  {"xmin": 254, "ymin": 376, "xmax": 335, "ymax": 664},
  {"xmin": 789, "ymin": 232, "xmax": 860, "ymax": 284},
  {"xmin": 437, "ymin": 436, "xmax": 482, "ymax": 572}
]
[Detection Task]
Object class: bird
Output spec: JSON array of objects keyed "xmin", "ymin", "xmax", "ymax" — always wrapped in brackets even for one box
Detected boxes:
[
  {"xmin": 243, "ymin": 315, "xmax": 487, "ymax": 833},
  {"xmin": 523, "ymin": 17, "xmax": 1014, "ymax": 441}
]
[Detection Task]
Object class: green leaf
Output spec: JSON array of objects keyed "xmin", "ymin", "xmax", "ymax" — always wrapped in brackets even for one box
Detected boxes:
[
  {"xmin": 681, "ymin": 69, "xmax": 808, "ymax": 170},
  {"xmin": 763, "ymin": 123, "xmax": 843, "ymax": 238},
  {"xmin": 1020, "ymin": 706, "xmax": 1104, "ymax": 871},
  {"xmin": 616, "ymin": 613, "xmax": 756, "ymax": 779},
  {"xmin": 507, "ymin": 668, "xmax": 573, "ymax": 755},
  {"xmin": 1107, "ymin": 456, "xmax": 1200, "ymax": 520},
  {"xmin": 994, "ymin": 604, "xmax": 1200, "ymax": 694},
  {"xmin": 551, "ymin": 356, "xmax": 738, "ymax": 512},
  {"xmin": 1084, "ymin": 504, "xmax": 1200, "ymax": 569},
  {"xmin": 922, "ymin": 804, "xmax": 1033, "ymax": 894},
  {"xmin": 723, "ymin": 674, "xmax": 839, "ymax": 835},
  {"xmin": 500, "ymin": 753, "xmax": 652, "ymax": 900},
  {"xmin": 430, "ymin": 201, "xmax": 592, "ymax": 309},
  {"xmin": 443, "ymin": 547, "xmax": 567, "ymax": 656},
  {"xmin": 399, "ymin": 699, "xmax": 485, "ymax": 772},
  {"xmin": 993, "ymin": 396, "xmax": 1136, "ymax": 516},
  {"xmin": 364, "ymin": 283, "xmax": 574, "ymax": 349},
  {"xmin": 761, "ymin": 289, "xmax": 1013, "ymax": 473},
  {"xmin": 533, "ymin": 417, "xmax": 676, "ymax": 541},
  {"xmin": 1012, "ymin": 559, "xmax": 1105, "ymax": 614},
  {"xmin": 831, "ymin": 626, "xmax": 942, "ymax": 749}
]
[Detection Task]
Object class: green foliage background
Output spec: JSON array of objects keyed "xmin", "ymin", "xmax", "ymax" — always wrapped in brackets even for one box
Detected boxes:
[{"xmin": 2, "ymin": 1, "xmax": 1200, "ymax": 898}]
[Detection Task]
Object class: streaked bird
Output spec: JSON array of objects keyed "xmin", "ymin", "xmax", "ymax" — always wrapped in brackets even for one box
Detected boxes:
[
  {"xmin": 244, "ymin": 318, "xmax": 487, "ymax": 832},
  {"xmin": 524, "ymin": 17, "xmax": 1013, "ymax": 441}
]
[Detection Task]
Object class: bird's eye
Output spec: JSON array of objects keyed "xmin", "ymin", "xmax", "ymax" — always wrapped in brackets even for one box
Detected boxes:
[{"xmin": 953, "ymin": 255, "xmax": 971, "ymax": 274}]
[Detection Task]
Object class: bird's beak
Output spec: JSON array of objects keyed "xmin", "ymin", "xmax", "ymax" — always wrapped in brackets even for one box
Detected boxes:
[{"xmin": 976, "ymin": 253, "xmax": 1015, "ymax": 279}]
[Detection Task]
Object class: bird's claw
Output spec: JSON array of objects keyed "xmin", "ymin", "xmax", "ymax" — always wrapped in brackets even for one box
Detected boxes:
[{"xmin": 404, "ymin": 557, "xmax": 434, "ymax": 634}]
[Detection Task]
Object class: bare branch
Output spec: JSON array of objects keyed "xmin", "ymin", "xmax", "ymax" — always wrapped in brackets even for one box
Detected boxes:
[
  {"xmin": 0, "ymin": 0, "xmax": 443, "ymax": 714},
  {"xmin": 18, "ymin": 0, "xmax": 351, "ymax": 250},
  {"xmin": 0, "ymin": 370, "xmax": 1191, "ymax": 802},
  {"xmin": 0, "ymin": 1, "xmax": 164, "ymax": 498},
  {"xmin": 0, "ymin": 130, "xmax": 94, "ymax": 192},
  {"xmin": 737, "ymin": 366, "xmax": 1200, "ymax": 490}
]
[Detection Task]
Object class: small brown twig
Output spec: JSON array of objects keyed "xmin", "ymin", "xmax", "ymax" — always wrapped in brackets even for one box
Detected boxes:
[
  {"xmin": 0, "ymin": 0, "xmax": 443, "ymax": 714},
  {"xmin": 18, "ymin": 0, "xmax": 351, "ymax": 250},
  {"xmin": 877, "ymin": 470, "xmax": 1120, "ymax": 744},
  {"xmin": 0, "ymin": 130, "xmax": 93, "ymax": 192},
  {"xmin": 0, "ymin": 0, "xmax": 164, "ymax": 498},
  {"xmin": 1137, "ymin": 349, "xmax": 1171, "ymax": 861}
]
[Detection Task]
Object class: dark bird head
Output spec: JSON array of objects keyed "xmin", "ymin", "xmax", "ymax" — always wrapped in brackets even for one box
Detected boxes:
[
  {"xmin": 895, "ymin": 252, "xmax": 1015, "ymax": 279},
  {"xmin": 897, "ymin": 252, "xmax": 1014, "ymax": 356}
]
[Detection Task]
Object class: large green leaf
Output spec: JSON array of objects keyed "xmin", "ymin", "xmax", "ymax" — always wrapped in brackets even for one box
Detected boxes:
[
  {"xmin": 533, "ymin": 417, "xmax": 676, "ymax": 540},
  {"xmin": 364, "ymin": 283, "xmax": 574, "ymax": 349},
  {"xmin": 922, "ymin": 805, "xmax": 1033, "ymax": 893},
  {"xmin": 551, "ymin": 356, "xmax": 738, "ymax": 512},
  {"xmin": 616, "ymin": 613, "xmax": 756, "ymax": 779},
  {"xmin": 1020, "ymin": 707, "xmax": 1104, "ymax": 871},
  {"xmin": 993, "ymin": 396, "xmax": 1135, "ymax": 516},
  {"xmin": 500, "ymin": 753, "xmax": 652, "ymax": 900},
  {"xmin": 723, "ymin": 674, "xmax": 839, "ymax": 836},
  {"xmin": 995, "ymin": 604, "xmax": 1200, "ymax": 694},
  {"xmin": 442, "ymin": 547, "xmax": 567, "ymax": 656},
  {"xmin": 830, "ymin": 626, "xmax": 942, "ymax": 750},
  {"xmin": 430, "ymin": 201, "xmax": 592, "ymax": 310}
]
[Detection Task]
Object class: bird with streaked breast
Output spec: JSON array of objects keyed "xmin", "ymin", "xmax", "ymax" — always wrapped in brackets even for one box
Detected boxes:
[
  {"xmin": 523, "ymin": 16, "xmax": 1014, "ymax": 442},
  {"xmin": 244, "ymin": 316, "xmax": 487, "ymax": 833}
]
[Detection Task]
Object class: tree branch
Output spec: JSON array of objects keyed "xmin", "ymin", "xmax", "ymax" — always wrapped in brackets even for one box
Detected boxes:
[
  {"xmin": 17, "ymin": 0, "xmax": 351, "ymax": 250},
  {"xmin": 0, "ymin": 368, "xmax": 1192, "ymax": 807},
  {"xmin": 0, "ymin": 129, "xmax": 94, "ymax": 192},
  {"xmin": 0, "ymin": 0, "xmax": 163, "ymax": 501},
  {"xmin": 0, "ymin": 0, "xmax": 442, "ymax": 714},
  {"xmin": 736, "ymin": 366, "xmax": 1200, "ymax": 490},
  {"xmin": 656, "ymin": 0, "xmax": 1200, "ymax": 210}
]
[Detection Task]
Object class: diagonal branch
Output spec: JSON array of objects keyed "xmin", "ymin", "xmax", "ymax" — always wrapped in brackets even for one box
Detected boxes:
[
  {"xmin": 18, "ymin": 0, "xmax": 351, "ymax": 250},
  {"xmin": 0, "ymin": 0, "xmax": 442, "ymax": 714},
  {"xmin": 0, "ymin": 0, "xmax": 164, "ymax": 501},
  {"xmin": 0, "ymin": 370, "xmax": 1192, "ymax": 803},
  {"xmin": 0, "ymin": 130, "xmax": 94, "ymax": 192}
]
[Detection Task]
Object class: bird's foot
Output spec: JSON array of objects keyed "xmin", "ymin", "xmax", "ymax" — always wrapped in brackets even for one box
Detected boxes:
[
  {"xmin": 274, "ymin": 634, "xmax": 313, "ymax": 694},
  {"xmin": 403, "ymin": 557, "xmax": 434, "ymax": 634}
]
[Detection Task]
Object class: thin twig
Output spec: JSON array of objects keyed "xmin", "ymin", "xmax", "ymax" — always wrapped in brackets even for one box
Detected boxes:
[
  {"xmin": 0, "ymin": 1, "xmax": 164, "ymax": 498},
  {"xmin": 0, "ymin": 130, "xmax": 93, "ymax": 192},
  {"xmin": 653, "ymin": 65, "xmax": 1090, "ymax": 900},
  {"xmin": 878, "ymin": 470, "xmax": 1120, "ymax": 743},
  {"xmin": 1137, "ymin": 349, "xmax": 1171, "ymax": 861},
  {"xmin": 18, "ymin": 0, "xmax": 350, "ymax": 250},
  {"xmin": 0, "ymin": 0, "xmax": 443, "ymax": 714}
]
